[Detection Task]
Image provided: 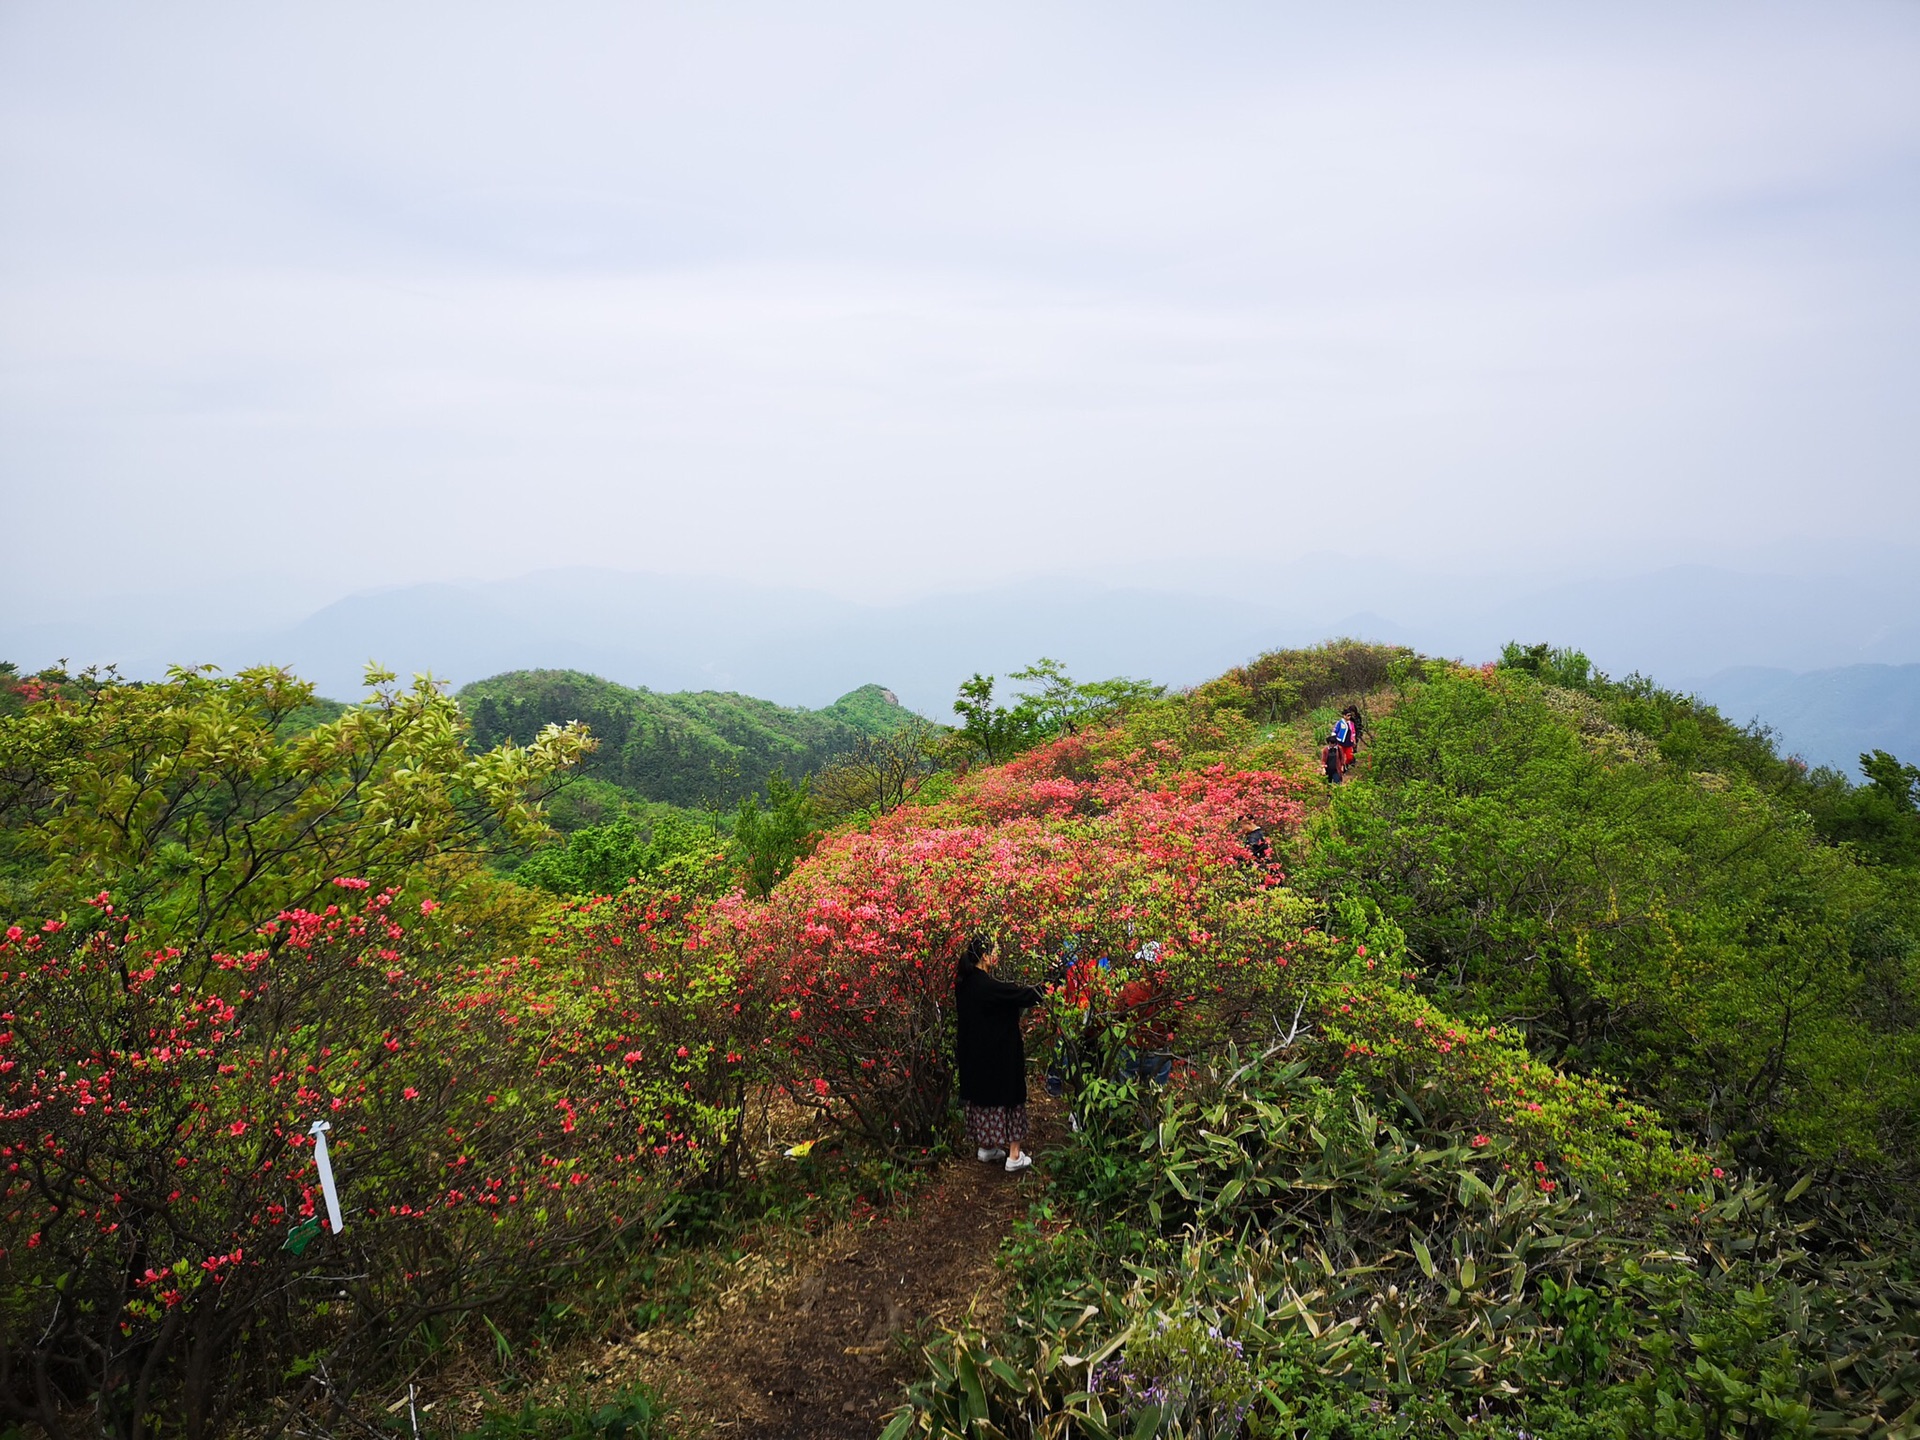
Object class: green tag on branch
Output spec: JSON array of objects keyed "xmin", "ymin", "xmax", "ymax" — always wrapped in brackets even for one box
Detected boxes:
[{"xmin": 283, "ymin": 1217, "xmax": 322, "ymax": 1256}]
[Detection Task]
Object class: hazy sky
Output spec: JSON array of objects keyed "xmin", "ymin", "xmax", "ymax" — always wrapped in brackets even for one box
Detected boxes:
[{"xmin": 3, "ymin": 3, "xmax": 1917, "ymax": 611}]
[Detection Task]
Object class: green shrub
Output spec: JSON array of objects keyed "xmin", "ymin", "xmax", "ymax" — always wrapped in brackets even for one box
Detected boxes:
[
  {"xmin": 514, "ymin": 809, "xmax": 729, "ymax": 898},
  {"xmin": 1216, "ymin": 640, "xmax": 1414, "ymax": 723},
  {"xmin": 1298, "ymin": 668, "xmax": 1920, "ymax": 1177},
  {"xmin": 0, "ymin": 664, "xmax": 589, "ymax": 952},
  {"xmin": 892, "ymin": 1045, "xmax": 1920, "ymax": 1437}
]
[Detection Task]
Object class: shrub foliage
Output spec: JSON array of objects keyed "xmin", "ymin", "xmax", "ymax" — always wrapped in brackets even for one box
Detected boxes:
[{"xmin": 5, "ymin": 640, "xmax": 1917, "ymax": 1439}]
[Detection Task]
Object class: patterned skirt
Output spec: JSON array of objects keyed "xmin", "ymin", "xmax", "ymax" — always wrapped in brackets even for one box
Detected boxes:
[{"xmin": 964, "ymin": 1103, "xmax": 1029, "ymax": 1148}]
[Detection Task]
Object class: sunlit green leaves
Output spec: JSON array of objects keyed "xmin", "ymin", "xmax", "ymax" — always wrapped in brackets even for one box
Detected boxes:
[{"xmin": 0, "ymin": 663, "xmax": 590, "ymax": 949}]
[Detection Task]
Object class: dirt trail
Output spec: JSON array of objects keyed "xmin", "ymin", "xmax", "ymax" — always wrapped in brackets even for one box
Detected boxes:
[{"xmin": 613, "ymin": 1107, "xmax": 1055, "ymax": 1440}]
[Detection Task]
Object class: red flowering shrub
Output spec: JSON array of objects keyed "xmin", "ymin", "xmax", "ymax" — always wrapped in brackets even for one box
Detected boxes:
[
  {"xmin": 706, "ymin": 824, "xmax": 988, "ymax": 1144},
  {"xmin": 689, "ymin": 735, "xmax": 1311, "ymax": 1145},
  {"xmin": 543, "ymin": 884, "xmax": 778, "ymax": 1183},
  {"xmin": 0, "ymin": 889, "xmax": 677, "ymax": 1439}
]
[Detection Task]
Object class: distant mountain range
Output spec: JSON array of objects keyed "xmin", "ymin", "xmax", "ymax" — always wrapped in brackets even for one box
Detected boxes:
[
  {"xmin": 3, "ymin": 568, "xmax": 1293, "ymax": 716},
  {"xmin": 6, "ymin": 558, "xmax": 1917, "ymax": 777},
  {"xmin": 1684, "ymin": 664, "xmax": 1920, "ymax": 778}
]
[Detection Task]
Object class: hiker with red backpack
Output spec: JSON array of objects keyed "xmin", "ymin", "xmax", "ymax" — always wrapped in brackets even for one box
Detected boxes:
[
  {"xmin": 1321, "ymin": 733, "xmax": 1345, "ymax": 784},
  {"xmin": 1335, "ymin": 707, "xmax": 1360, "ymax": 771},
  {"xmin": 1117, "ymin": 940, "xmax": 1175, "ymax": 1084}
]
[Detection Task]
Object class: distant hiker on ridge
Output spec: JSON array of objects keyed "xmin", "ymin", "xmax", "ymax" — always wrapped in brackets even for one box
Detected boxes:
[
  {"xmin": 955, "ymin": 936, "xmax": 1043, "ymax": 1173},
  {"xmin": 1331, "ymin": 711, "xmax": 1356, "ymax": 773},
  {"xmin": 1242, "ymin": 823, "xmax": 1273, "ymax": 868},
  {"xmin": 1322, "ymin": 733, "xmax": 1345, "ymax": 785}
]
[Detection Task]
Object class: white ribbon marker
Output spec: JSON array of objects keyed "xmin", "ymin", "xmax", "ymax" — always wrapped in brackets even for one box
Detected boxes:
[{"xmin": 309, "ymin": 1120, "xmax": 346, "ymax": 1236}]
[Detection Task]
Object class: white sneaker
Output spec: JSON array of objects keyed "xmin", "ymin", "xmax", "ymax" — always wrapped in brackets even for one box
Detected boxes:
[
  {"xmin": 1004, "ymin": 1153, "xmax": 1033, "ymax": 1173},
  {"xmin": 976, "ymin": 1147, "xmax": 1007, "ymax": 1162}
]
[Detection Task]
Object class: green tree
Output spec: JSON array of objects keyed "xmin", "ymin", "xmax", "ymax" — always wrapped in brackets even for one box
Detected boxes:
[
  {"xmin": 952, "ymin": 672, "xmax": 1025, "ymax": 764},
  {"xmin": 952, "ymin": 661, "xmax": 1163, "ymax": 764},
  {"xmin": 730, "ymin": 772, "xmax": 816, "ymax": 898},
  {"xmin": 1007, "ymin": 657, "xmax": 1163, "ymax": 734},
  {"xmin": 1862, "ymin": 749, "xmax": 1920, "ymax": 810},
  {"xmin": 1804, "ymin": 749, "xmax": 1920, "ymax": 868},
  {"xmin": 513, "ymin": 809, "xmax": 729, "ymax": 898},
  {"xmin": 811, "ymin": 715, "xmax": 945, "ymax": 820},
  {"xmin": 0, "ymin": 664, "xmax": 591, "ymax": 951},
  {"xmin": 1499, "ymin": 640, "xmax": 1596, "ymax": 691}
]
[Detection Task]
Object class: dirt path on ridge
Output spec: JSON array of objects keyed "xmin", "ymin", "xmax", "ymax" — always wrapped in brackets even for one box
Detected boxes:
[{"xmin": 607, "ymin": 1103, "xmax": 1058, "ymax": 1440}]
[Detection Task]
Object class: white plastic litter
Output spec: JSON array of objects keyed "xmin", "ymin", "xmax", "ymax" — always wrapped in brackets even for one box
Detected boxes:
[{"xmin": 310, "ymin": 1120, "xmax": 345, "ymax": 1236}]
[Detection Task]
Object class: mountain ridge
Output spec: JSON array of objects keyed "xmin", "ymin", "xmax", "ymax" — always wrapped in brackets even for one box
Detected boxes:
[
  {"xmin": 1685, "ymin": 662, "xmax": 1920, "ymax": 777},
  {"xmin": 7, "ymin": 561, "xmax": 1918, "ymax": 774},
  {"xmin": 9, "ymin": 559, "xmax": 1917, "ymax": 714}
]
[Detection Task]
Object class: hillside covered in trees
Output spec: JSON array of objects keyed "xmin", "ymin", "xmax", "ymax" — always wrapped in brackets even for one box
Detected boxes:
[
  {"xmin": 0, "ymin": 643, "xmax": 1915, "ymax": 1440},
  {"xmin": 459, "ymin": 670, "xmax": 915, "ymax": 814}
]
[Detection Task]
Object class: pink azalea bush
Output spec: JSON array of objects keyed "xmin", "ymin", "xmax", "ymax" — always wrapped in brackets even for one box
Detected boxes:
[
  {"xmin": 548, "ymin": 731, "xmax": 1313, "ymax": 1149},
  {"xmin": 703, "ymin": 734, "xmax": 1311, "ymax": 1143}
]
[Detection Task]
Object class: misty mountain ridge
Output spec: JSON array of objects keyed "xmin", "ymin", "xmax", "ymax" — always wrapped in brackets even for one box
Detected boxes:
[
  {"xmin": 1684, "ymin": 663, "xmax": 1920, "ymax": 778},
  {"xmin": 6, "ymin": 558, "xmax": 1917, "ymax": 778}
]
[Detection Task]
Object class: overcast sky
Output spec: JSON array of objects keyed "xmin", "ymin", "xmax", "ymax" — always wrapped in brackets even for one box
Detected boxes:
[{"xmin": 2, "ymin": 3, "xmax": 1917, "ymax": 616}]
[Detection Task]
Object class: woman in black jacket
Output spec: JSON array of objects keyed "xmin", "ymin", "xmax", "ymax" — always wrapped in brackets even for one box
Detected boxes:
[{"xmin": 954, "ymin": 935, "xmax": 1042, "ymax": 1173}]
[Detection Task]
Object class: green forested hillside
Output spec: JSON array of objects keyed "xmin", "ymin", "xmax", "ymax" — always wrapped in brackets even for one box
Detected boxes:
[{"xmin": 458, "ymin": 670, "xmax": 917, "ymax": 811}]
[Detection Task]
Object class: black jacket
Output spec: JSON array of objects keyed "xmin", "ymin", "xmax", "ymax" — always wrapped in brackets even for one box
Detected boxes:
[{"xmin": 955, "ymin": 966, "xmax": 1042, "ymax": 1108}]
